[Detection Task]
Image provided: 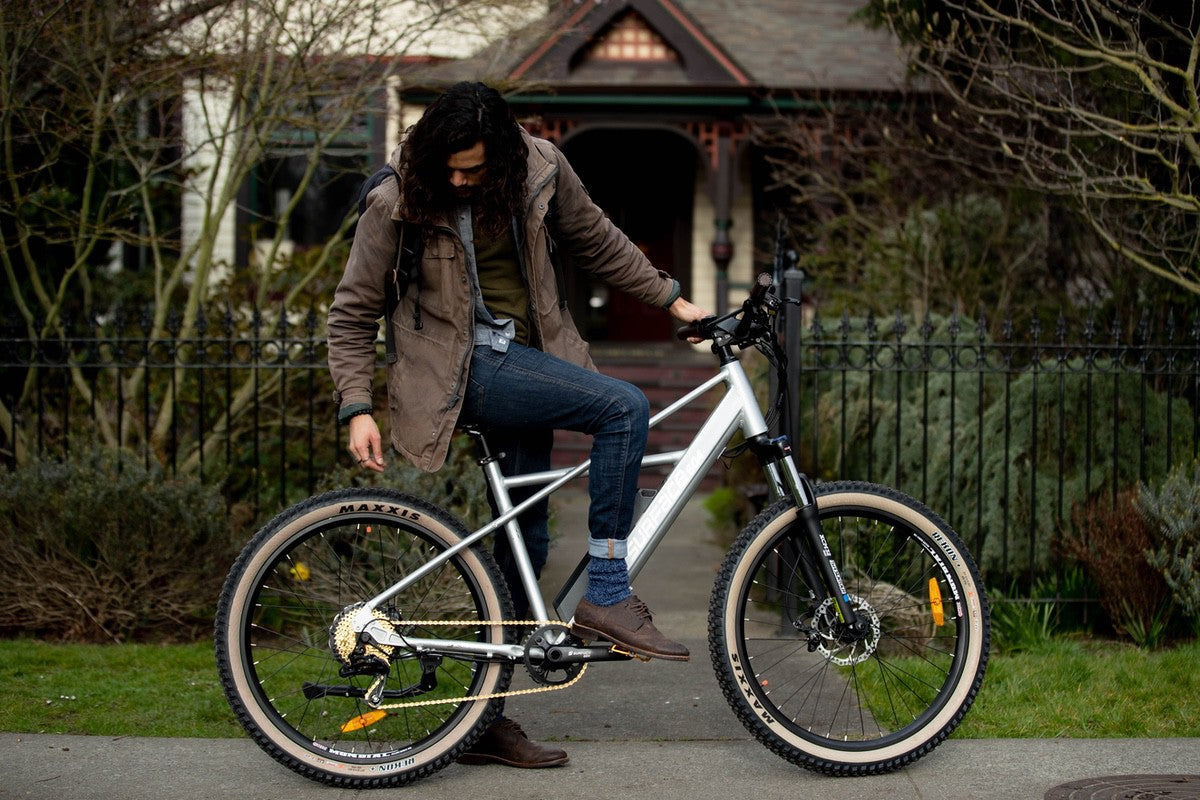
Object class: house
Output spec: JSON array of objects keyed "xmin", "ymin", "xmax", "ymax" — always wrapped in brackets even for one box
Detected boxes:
[
  {"xmin": 383, "ymin": 0, "xmax": 913, "ymax": 468},
  {"xmin": 199, "ymin": 0, "xmax": 908, "ymax": 341},
  {"xmin": 398, "ymin": 0, "xmax": 910, "ymax": 336}
]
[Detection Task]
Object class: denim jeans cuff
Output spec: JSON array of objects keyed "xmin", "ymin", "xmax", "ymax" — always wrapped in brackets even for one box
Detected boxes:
[{"xmin": 587, "ymin": 537, "xmax": 628, "ymax": 559}]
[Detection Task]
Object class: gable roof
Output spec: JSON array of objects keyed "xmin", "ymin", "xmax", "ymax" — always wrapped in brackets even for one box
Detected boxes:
[
  {"xmin": 509, "ymin": 0, "xmax": 751, "ymax": 86},
  {"xmin": 422, "ymin": 0, "xmax": 908, "ymax": 94}
]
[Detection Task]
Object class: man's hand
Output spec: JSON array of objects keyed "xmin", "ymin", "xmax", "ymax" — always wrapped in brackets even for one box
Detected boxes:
[
  {"xmin": 348, "ymin": 414, "xmax": 386, "ymax": 472},
  {"xmin": 668, "ymin": 296, "xmax": 711, "ymax": 343}
]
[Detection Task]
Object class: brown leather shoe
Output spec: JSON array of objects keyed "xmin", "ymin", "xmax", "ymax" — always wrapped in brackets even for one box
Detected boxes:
[
  {"xmin": 457, "ymin": 717, "xmax": 569, "ymax": 769},
  {"xmin": 572, "ymin": 595, "xmax": 690, "ymax": 661}
]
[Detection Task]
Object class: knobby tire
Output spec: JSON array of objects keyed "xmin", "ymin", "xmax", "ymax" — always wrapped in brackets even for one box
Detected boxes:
[
  {"xmin": 214, "ymin": 488, "xmax": 513, "ymax": 788},
  {"xmin": 709, "ymin": 481, "xmax": 989, "ymax": 775}
]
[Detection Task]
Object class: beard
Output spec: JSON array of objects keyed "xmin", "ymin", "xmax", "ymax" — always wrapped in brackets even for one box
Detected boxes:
[
  {"xmin": 432, "ymin": 180, "xmax": 506, "ymax": 236},
  {"xmin": 450, "ymin": 183, "xmax": 481, "ymax": 204}
]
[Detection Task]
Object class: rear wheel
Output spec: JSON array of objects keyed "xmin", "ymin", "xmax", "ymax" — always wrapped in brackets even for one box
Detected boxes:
[
  {"xmin": 215, "ymin": 488, "xmax": 513, "ymax": 787},
  {"xmin": 709, "ymin": 481, "xmax": 989, "ymax": 774}
]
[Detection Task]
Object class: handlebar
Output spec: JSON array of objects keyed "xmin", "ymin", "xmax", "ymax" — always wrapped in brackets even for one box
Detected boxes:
[{"xmin": 675, "ymin": 272, "xmax": 778, "ymax": 347}]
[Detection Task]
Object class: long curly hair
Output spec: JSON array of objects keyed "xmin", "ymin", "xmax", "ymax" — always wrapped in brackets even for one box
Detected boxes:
[{"xmin": 399, "ymin": 82, "xmax": 529, "ymax": 237}]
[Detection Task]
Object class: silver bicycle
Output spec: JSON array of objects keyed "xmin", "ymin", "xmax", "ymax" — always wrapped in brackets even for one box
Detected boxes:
[{"xmin": 215, "ymin": 274, "xmax": 990, "ymax": 787}]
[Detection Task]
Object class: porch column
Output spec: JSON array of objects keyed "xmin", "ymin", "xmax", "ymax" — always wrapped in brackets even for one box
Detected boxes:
[{"xmin": 693, "ymin": 121, "xmax": 743, "ymax": 315}]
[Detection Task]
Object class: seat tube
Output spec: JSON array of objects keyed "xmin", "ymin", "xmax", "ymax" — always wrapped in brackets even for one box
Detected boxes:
[{"xmin": 474, "ymin": 438, "xmax": 551, "ymax": 622}]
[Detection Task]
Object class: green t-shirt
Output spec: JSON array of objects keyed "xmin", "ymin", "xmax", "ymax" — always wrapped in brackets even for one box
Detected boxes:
[{"xmin": 473, "ymin": 220, "xmax": 531, "ymax": 346}]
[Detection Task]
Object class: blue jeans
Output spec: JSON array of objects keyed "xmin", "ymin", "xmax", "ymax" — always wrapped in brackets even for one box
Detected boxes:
[{"xmin": 461, "ymin": 343, "xmax": 650, "ymax": 571}]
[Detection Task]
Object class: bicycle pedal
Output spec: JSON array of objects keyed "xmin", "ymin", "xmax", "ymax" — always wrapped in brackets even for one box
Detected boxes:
[{"xmin": 608, "ymin": 645, "xmax": 652, "ymax": 662}]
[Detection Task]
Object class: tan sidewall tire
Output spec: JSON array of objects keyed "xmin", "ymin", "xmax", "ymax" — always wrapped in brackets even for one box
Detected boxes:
[
  {"xmin": 713, "ymin": 484, "xmax": 987, "ymax": 771},
  {"xmin": 217, "ymin": 491, "xmax": 508, "ymax": 785}
]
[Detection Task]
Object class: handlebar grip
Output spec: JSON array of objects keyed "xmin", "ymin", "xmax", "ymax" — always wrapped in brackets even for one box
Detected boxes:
[
  {"xmin": 676, "ymin": 318, "xmax": 712, "ymax": 341},
  {"xmin": 748, "ymin": 272, "xmax": 773, "ymax": 304}
]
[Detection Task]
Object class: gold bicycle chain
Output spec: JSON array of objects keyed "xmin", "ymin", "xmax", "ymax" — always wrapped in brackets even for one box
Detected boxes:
[{"xmin": 366, "ymin": 619, "xmax": 596, "ymax": 711}]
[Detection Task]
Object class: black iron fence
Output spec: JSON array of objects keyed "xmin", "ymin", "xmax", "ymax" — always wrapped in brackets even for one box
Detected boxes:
[
  {"xmin": 0, "ymin": 305, "xmax": 343, "ymax": 517},
  {"xmin": 3, "ymin": 292, "xmax": 1199, "ymax": 592},
  {"xmin": 776, "ymin": 271, "xmax": 1200, "ymax": 591}
]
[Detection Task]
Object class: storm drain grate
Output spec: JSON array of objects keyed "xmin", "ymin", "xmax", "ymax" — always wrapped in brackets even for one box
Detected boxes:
[{"xmin": 1045, "ymin": 774, "xmax": 1200, "ymax": 800}]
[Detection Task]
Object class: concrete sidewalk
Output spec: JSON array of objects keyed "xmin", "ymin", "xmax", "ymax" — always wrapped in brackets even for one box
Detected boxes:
[
  {"xmin": 3, "ymin": 490, "xmax": 1198, "ymax": 799},
  {"xmin": 4, "ymin": 734, "xmax": 1199, "ymax": 800}
]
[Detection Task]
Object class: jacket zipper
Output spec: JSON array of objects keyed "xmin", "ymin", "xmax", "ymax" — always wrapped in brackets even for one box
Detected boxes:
[
  {"xmin": 511, "ymin": 217, "xmax": 540, "ymax": 346},
  {"xmin": 521, "ymin": 165, "xmax": 560, "ymax": 343}
]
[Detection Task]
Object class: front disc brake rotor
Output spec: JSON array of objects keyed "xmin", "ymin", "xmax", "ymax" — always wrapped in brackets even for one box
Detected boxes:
[{"xmin": 812, "ymin": 595, "xmax": 882, "ymax": 666}]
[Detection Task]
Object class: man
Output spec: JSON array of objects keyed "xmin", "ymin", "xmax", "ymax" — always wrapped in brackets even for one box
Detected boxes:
[{"xmin": 327, "ymin": 81, "xmax": 708, "ymax": 768}]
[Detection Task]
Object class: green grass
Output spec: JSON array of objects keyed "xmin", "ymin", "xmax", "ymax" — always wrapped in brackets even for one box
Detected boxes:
[
  {"xmin": 0, "ymin": 640, "xmax": 241, "ymax": 738},
  {"xmin": 1, "ymin": 637, "xmax": 1198, "ymax": 739},
  {"xmin": 956, "ymin": 637, "xmax": 1200, "ymax": 738}
]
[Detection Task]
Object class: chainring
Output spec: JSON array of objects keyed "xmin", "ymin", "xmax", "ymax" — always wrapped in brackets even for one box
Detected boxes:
[{"xmin": 523, "ymin": 623, "xmax": 585, "ymax": 686}]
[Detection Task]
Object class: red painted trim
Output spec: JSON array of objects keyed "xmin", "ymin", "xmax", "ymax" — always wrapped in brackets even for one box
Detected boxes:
[{"xmin": 510, "ymin": 1, "xmax": 596, "ymax": 80}]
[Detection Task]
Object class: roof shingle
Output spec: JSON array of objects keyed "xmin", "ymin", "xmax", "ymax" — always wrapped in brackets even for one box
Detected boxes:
[{"xmin": 425, "ymin": 0, "xmax": 908, "ymax": 92}]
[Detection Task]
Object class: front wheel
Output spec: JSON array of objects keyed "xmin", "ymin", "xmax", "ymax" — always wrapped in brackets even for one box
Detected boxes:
[
  {"xmin": 709, "ymin": 481, "xmax": 989, "ymax": 775},
  {"xmin": 215, "ymin": 488, "xmax": 514, "ymax": 787}
]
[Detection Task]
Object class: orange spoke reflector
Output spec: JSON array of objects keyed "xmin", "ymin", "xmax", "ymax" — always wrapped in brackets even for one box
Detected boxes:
[
  {"xmin": 928, "ymin": 578, "xmax": 945, "ymax": 627},
  {"xmin": 341, "ymin": 710, "xmax": 388, "ymax": 733}
]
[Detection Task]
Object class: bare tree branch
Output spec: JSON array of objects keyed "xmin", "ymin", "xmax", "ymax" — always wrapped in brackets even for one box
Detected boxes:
[
  {"xmin": 866, "ymin": 0, "xmax": 1200, "ymax": 293},
  {"xmin": 0, "ymin": 0, "xmax": 546, "ymax": 468}
]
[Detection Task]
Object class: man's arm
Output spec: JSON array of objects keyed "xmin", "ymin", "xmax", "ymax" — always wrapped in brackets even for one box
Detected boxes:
[
  {"xmin": 328, "ymin": 179, "xmax": 399, "ymax": 472},
  {"xmin": 543, "ymin": 141, "xmax": 678, "ymax": 308}
]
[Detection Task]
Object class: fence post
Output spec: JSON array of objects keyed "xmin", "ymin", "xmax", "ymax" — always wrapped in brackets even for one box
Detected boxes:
[{"xmin": 781, "ymin": 268, "xmax": 805, "ymax": 451}]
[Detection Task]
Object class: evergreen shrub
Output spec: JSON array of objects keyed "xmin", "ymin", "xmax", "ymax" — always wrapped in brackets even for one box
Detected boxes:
[
  {"xmin": 0, "ymin": 446, "xmax": 247, "ymax": 642},
  {"xmin": 1137, "ymin": 463, "xmax": 1200, "ymax": 632},
  {"xmin": 800, "ymin": 314, "xmax": 1192, "ymax": 581}
]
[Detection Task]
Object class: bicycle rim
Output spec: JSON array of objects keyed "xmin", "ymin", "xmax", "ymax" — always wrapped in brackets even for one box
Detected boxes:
[
  {"xmin": 711, "ymin": 482, "xmax": 988, "ymax": 773},
  {"xmin": 216, "ymin": 490, "xmax": 512, "ymax": 785}
]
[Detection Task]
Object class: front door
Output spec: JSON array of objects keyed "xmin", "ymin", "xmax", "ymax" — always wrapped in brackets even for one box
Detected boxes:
[{"xmin": 561, "ymin": 129, "xmax": 695, "ymax": 342}]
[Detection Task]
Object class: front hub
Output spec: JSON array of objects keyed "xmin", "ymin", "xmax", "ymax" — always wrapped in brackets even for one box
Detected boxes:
[{"xmin": 812, "ymin": 594, "xmax": 882, "ymax": 666}]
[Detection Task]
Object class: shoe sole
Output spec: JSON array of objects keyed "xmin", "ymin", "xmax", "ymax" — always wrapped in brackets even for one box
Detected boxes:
[
  {"xmin": 457, "ymin": 753, "xmax": 570, "ymax": 768},
  {"xmin": 570, "ymin": 622, "xmax": 690, "ymax": 662}
]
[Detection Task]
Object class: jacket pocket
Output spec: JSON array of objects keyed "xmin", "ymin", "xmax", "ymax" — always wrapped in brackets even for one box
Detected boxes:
[{"xmin": 412, "ymin": 235, "xmax": 461, "ymax": 318}]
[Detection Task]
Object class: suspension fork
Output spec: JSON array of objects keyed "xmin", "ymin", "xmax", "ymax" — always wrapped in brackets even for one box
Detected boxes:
[{"xmin": 750, "ymin": 434, "xmax": 866, "ymax": 635}]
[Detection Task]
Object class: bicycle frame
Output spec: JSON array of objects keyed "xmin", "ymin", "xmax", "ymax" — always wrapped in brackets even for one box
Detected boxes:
[
  {"xmin": 352, "ymin": 351, "xmax": 829, "ymax": 662},
  {"xmin": 218, "ymin": 273, "xmax": 987, "ymax": 786}
]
